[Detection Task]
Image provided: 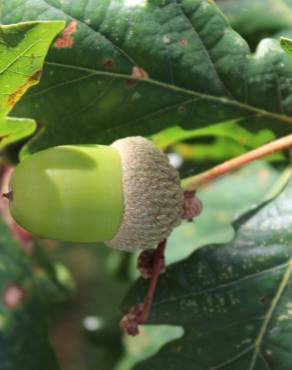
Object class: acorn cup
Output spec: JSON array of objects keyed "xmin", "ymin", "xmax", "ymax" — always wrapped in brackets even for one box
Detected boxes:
[{"xmin": 8, "ymin": 137, "xmax": 184, "ymax": 251}]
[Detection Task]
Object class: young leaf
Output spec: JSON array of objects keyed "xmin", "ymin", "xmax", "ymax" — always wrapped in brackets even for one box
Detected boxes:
[
  {"xmin": 281, "ymin": 37, "xmax": 292, "ymax": 55},
  {"xmin": 1, "ymin": 0, "xmax": 292, "ymax": 153},
  {"xmin": 123, "ymin": 175, "xmax": 292, "ymax": 370},
  {"xmin": 0, "ymin": 21, "xmax": 64, "ymax": 150},
  {"xmin": 151, "ymin": 121, "xmax": 275, "ymax": 151}
]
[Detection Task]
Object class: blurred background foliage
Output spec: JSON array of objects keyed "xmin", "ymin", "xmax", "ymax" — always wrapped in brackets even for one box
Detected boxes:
[{"xmin": 216, "ymin": 0, "xmax": 292, "ymax": 50}]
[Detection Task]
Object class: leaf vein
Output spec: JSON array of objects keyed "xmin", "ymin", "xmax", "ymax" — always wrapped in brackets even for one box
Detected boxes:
[
  {"xmin": 24, "ymin": 73, "xmax": 97, "ymax": 99},
  {"xmin": 259, "ymin": 350, "xmax": 272, "ymax": 370},
  {"xmin": 0, "ymin": 38, "xmax": 44, "ymax": 75},
  {"xmin": 44, "ymin": 61, "xmax": 292, "ymax": 126},
  {"xmin": 210, "ymin": 344, "xmax": 254, "ymax": 369},
  {"xmin": 152, "ymin": 261, "xmax": 289, "ymax": 307},
  {"xmin": 248, "ymin": 259, "xmax": 292, "ymax": 370},
  {"xmin": 174, "ymin": 0, "xmax": 235, "ymax": 99}
]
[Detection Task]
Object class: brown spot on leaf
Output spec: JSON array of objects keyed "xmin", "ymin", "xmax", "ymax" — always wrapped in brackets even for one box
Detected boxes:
[
  {"xmin": 102, "ymin": 59, "xmax": 114, "ymax": 69},
  {"xmin": 259, "ymin": 296, "xmax": 268, "ymax": 305},
  {"xmin": 131, "ymin": 66, "xmax": 149, "ymax": 80},
  {"xmin": 4, "ymin": 284, "xmax": 26, "ymax": 308},
  {"xmin": 31, "ymin": 70, "xmax": 43, "ymax": 81},
  {"xmin": 178, "ymin": 105, "xmax": 186, "ymax": 113},
  {"xmin": 8, "ymin": 70, "xmax": 42, "ymax": 106},
  {"xmin": 180, "ymin": 38, "xmax": 188, "ymax": 46},
  {"xmin": 0, "ymin": 135, "xmax": 9, "ymax": 144},
  {"xmin": 125, "ymin": 79, "xmax": 136, "ymax": 89},
  {"xmin": 54, "ymin": 20, "xmax": 77, "ymax": 49}
]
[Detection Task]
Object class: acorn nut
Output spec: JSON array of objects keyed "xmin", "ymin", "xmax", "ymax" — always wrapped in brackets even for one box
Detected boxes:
[{"xmin": 8, "ymin": 137, "xmax": 184, "ymax": 251}]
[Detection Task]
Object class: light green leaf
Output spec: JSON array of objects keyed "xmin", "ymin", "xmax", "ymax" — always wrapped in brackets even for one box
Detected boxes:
[
  {"xmin": 0, "ymin": 21, "xmax": 64, "ymax": 150},
  {"xmin": 281, "ymin": 37, "xmax": 292, "ymax": 55},
  {"xmin": 151, "ymin": 121, "xmax": 275, "ymax": 150}
]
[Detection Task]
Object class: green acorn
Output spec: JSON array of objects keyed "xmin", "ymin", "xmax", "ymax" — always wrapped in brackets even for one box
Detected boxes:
[{"xmin": 8, "ymin": 137, "xmax": 183, "ymax": 251}]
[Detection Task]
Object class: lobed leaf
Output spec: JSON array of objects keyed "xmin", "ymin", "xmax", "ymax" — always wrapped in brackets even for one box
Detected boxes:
[
  {"xmin": 0, "ymin": 21, "xmax": 64, "ymax": 150},
  {"xmin": 281, "ymin": 37, "xmax": 292, "ymax": 55},
  {"xmin": 1, "ymin": 0, "xmax": 292, "ymax": 153},
  {"xmin": 123, "ymin": 174, "xmax": 292, "ymax": 370}
]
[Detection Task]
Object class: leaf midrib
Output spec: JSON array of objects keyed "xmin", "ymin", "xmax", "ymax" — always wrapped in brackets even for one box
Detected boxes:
[
  {"xmin": 152, "ymin": 259, "xmax": 292, "ymax": 370},
  {"xmin": 45, "ymin": 61, "xmax": 292, "ymax": 126},
  {"xmin": 36, "ymin": 0, "xmax": 292, "ymax": 127},
  {"xmin": 42, "ymin": 0, "xmax": 138, "ymax": 67}
]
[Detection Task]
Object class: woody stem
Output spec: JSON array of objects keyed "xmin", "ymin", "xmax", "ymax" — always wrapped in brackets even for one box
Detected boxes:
[{"xmin": 181, "ymin": 134, "xmax": 292, "ymax": 191}]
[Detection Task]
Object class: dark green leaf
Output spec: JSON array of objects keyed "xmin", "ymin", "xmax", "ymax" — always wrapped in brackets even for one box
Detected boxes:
[
  {"xmin": 124, "ymin": 174, "xmax": 292, "ymax": 370},
  {"xmin": 0, "ymin": 21, "xmax": 64, "ymax": 150},
  {"xmin": 1, "ymin": 0, "xmax": 292, "ymax": 154},
  {"xmin": 0, "ymin": 218, "xmax": 61, "ymax": 370}
]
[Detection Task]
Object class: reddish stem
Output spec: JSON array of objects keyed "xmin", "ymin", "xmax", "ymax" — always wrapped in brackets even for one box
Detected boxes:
[
  {"xmin": 182, "ymin": 134, "xmax": 292, "ymax": 191},
  {"xmin": 138, "ymin": 239, "xmax": 166, "ymax": 323},
  {"xmin": 120, "ymin": 240, "xmax": 167, "ymax": 336}
]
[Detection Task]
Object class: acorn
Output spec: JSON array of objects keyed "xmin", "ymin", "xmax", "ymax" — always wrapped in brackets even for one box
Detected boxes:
[{"xmin": 8, "ymin": 137, "xmax": 184, "ymax": 251}]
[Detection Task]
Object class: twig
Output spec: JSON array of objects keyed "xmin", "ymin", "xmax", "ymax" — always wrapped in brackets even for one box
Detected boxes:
[{"xmin": 181, "ymin": 134, "xmax": 292, "ymax": 191}]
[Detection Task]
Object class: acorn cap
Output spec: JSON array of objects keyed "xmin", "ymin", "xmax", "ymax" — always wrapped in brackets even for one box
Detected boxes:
[{"xmin": 106, "ymin": 137, "xmax": 183, "ymax": 251}]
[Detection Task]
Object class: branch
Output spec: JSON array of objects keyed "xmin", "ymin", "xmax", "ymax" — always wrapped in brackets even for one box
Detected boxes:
[{"xmin": 181, "ymin": 134, "xmax": 292, "ymax": 191}]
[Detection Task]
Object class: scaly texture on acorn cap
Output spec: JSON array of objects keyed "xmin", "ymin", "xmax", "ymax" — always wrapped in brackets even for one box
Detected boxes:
[{"xmin": 106, "ymin": 136, "xmax": 184, "ymax": 251}]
